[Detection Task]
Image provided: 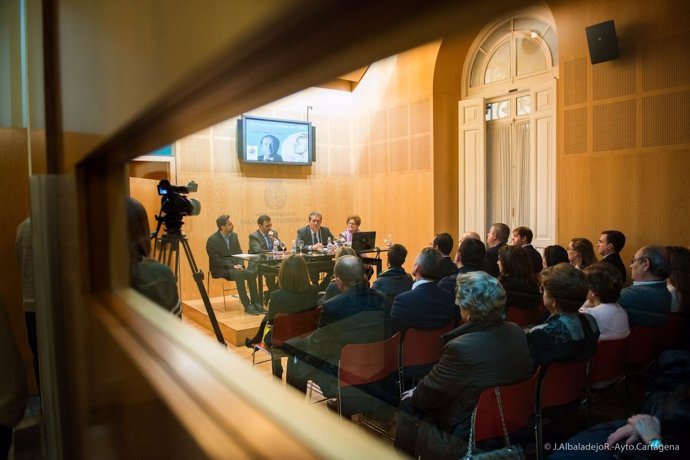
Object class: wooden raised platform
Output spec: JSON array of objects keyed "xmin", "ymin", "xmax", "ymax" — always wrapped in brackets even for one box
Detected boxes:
[{"xmin": 182, "ymin": 296, "xmax": 263, "ymax": 346}]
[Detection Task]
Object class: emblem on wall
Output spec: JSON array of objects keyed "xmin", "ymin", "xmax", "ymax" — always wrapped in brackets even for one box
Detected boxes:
[{"xmin": 264, "ymin": 181, "xmax": 287, "ymax": 210}]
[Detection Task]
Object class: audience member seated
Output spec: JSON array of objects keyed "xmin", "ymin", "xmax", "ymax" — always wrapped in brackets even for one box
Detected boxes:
[
  {"xmin": 550, "ymin": 384, "xmax": 690, "ymax": 460},
  {"xmin": 207, "ymin": 214, "xmax": 263, "ymax": 315},
  {"xmin": 597, "ymin": 229, "xmax": 628, "ymax": 283},
  {"xmin": 128, "ymin": 197, "xmax": 181, "ymax": 316},
  {"xmin": 580, "ymin": 262, "xmax": 629, "ymax": 340},
  {"xmin": 338, "ymin": 214, "xmax": 361, "ymax": 244},
  {"xmin": 619, "ymin": 245, "xmax": 672, "ymax": 327},
  {"xmin": 321, "ymin": 246, "xmax": 359, "ymax": 301},
  {"xmin": 484, "ymin": 222, "xmax": 510, "ymax": 277},
  {"xmin": 498, "ymin": 245, "xmax": 542, "ymax": 312},
  {"xmin": 452, "ymin": 230, "xmax": 481, "ymax": 266},
  {"xmin": 543, "ymin": 244, "xmax": 569, "ymax": 268},
  {"xmin": 527, "ymin": 263, "xmax": 599, "ymax": 366},
  {"xmin": 394, "ymin": 272, "xmax": 534, "ymax": 459},
  {"xmin": 567, "ymin": 237, "xmax": 597, "ymax": 270},
  {"xmin": 439, "ymin": 237, "xmax": 486, "ymax": 295},
  {"xmin": 284, "ymin": 256, "xmax": 388, "ymax": 415},
  {"xmin": 244, "ymin": 254, "xmax": 319, "ymax": 378},
  {"xmin": 512, "ymin": 226, "xmax": 543, "ymax": 273},
  {"xmin": 666, "ymin": 246, "xmax": 690, "ymax": 313},
  {"xmin": 296, "ymin": 211, "xmax": 335, "ymax": 290},
  {"xmin": 432, "ymin": 232, "xmax": 459, "ymax": 278},
  {"xmin": 390, "ymin": 247, "xmax": 458, "ymax": 335},
  {"xmin": 371, "ymin": 243, "xmax": 413, "ymax": 334}
]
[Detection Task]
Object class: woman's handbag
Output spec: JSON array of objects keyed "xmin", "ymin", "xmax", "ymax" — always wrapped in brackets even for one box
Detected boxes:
[{"xmin": 463, "ymin": 387, "xmax": 525, "ymax": 460}]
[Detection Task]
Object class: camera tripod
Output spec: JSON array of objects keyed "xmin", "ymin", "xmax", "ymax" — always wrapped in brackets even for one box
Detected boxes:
[{"xmin": 152, "ymin": 229, "xmax": 226, "ymax": 346}]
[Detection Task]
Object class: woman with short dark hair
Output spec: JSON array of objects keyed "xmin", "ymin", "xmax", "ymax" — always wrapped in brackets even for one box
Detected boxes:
[
  {"xmin": 527, "ymin": 263, "xmax": 600, "ymax": 365},
  {"xmin": 580, "ymin": 262, "xmax": 629, "ymax": 340},
  {"xmin": 498, "ymin": 245, "xmax": 542, "ymax": 311}
]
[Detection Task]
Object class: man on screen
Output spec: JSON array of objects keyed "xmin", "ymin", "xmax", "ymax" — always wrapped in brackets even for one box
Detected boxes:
[{"xmin": 258, "ymin": 134, "xmax": 283, "ymax": 162}]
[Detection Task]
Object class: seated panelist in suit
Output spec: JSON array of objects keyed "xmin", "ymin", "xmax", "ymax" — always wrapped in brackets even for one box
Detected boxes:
[
  {"xmin": 206, "ymin": 214, "xmax": 264, "ymax": 315},
  {"xmin": 390, "ymin": 247, "xmax": 458, "ymax": 335},
  {"xmin": 248, "ymin": 214, "xmax": 279, "ymax": 293},
  {"xmin": 296, "ymin": 211, "xmax": 335, "ymax": 289}
]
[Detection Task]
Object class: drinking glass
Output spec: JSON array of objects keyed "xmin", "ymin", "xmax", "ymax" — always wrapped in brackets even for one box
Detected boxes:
[
  {"xmin": 296, "ymin": 238, "xmax": 304, "ymax": 252},
  {"xmin": 279, "ymin": 240, "xmax": 287, "ymax": 252}
]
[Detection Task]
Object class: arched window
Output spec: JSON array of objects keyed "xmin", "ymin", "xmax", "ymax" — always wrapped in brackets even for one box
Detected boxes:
[{"xmin": 466, "ymin": 16, "xmax": 558, "ymax": 96}]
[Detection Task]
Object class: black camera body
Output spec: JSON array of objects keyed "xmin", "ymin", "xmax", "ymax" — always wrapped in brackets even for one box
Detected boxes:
[{"xmin": 156, "ymin": 180, "xmax": 201, "ymax": 234}]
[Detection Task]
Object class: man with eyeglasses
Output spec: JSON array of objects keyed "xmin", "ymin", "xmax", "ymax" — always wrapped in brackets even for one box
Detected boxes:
[{"xmin": 618, "ymin": 245, "xmax": 672, "ymax": 327}]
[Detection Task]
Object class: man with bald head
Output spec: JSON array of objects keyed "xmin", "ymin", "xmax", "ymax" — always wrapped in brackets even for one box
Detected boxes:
[
  {"xmin": 285, "ymin": 256, "xmax": 388, "ymax": 413},
  {"xmin": 619, "ymin": 245, "xmax": 671, "ymax": 327}
]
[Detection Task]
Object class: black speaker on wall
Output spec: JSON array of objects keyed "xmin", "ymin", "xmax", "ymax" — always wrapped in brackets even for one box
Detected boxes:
[{"xmin": 586, "ymin": 20, "xmax": 619, "ymax": 64}]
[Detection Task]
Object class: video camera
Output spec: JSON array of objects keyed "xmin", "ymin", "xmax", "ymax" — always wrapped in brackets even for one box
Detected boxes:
[{"xmin": 156, "ymin": 179, "xmax": 201, "ymax": 234}]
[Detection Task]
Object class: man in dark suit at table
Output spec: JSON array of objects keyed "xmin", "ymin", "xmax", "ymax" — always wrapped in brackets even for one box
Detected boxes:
[
  {"xmin": 511, "ymin": 226, "xmax": 543, "ymax": 273},
  {"xmin": 432, "ymin": 232, "xmax": 459, "ymax": 279},
  {"xmin": 206, "ymin": 214, "xmax": 264, "ymax": 315},
  {"xmin": 390, "ymin": 248, "xmax": 458, "ymax": 336},
  {"xmin": 296, "ymin": 211, "xmax": 335, "ymax": 289},
  {"xmin": 597, "ymin": 229, "xmax": 627, "ymax": 283},
  {"xmin": 484, "ymin": 222, "xmax": 510, "ymax": 277},
  {"xmin": 248, "ymin": 214, "xmax": 279, "ymax": 295}
]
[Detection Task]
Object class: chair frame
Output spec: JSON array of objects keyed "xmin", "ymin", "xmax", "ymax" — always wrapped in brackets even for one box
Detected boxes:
[
  {"xmin": 473, "ymin": 369, "xmax": 539, "ymax": 445},
  {"xmin": 398, "ymin": 321, "xmax": 454, "ymax": 396},
  {"xmin": 206, "ymin": 270, "xmax": 237, "ymax": 311},
  {"xmin": 251, "ymin": 308, "xmax": 321, "ymax": 378},
  {"xmin": 336, "ymin": 333, "xmax": 401, "ymax": 438},
  {"xmin": 535, "ymin": 360, "xmax": 589, "ymax": 460}
]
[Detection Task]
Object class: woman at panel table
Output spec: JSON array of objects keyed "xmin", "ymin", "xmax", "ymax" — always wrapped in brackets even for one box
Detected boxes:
[
  {"xmin": 339, "ymin": 214, "xmax": 361, "ymax": 244},
  {"xmin": 245, "ymin": 254, "xmax": 319, "ymax": 379}
]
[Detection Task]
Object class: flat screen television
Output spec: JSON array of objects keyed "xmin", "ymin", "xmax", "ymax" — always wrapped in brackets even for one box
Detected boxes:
[{"xmin": 237, "ymin": 115, "xmax": 315, "ymax": 165}]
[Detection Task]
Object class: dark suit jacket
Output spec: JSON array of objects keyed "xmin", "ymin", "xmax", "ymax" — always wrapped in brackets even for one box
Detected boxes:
[
  {"xmin": 390, "ymin": 281, "xmax": 458, "ymax": 335},
  {"xmin": 438, "ymin": 256, "xmax": 459, "ymax": 279},
  {"xmin": 484, "ymin": 242, "xmax": 506, "ymax": 277},
  {"xmin": 523, "ymin": 244, "xmax": 543, "ymax": 273},
  {"xmin": 372, "ymin": 266, "xmax": 414, "ymax": 336},
  {"xmin": 602, "ymin": 252, "xmax": 627, "ymax": 283},
  {"xmin": 206, "ymin": 231, "xmax": 244, "ymax": 278},
  {"xmin": 296, "ymin": 225, "xmax": 335, "ymax": 249},
  {"xmin": 438, "ymin": 265, "xmax": 483, "ymax": 295},
  {"xmin": 248, "ymin": 229, "xmax": 280, "ymax": 254},
  {"xmin": 618, "ymin": 281, "xmax": 671, "ymax": 327}
]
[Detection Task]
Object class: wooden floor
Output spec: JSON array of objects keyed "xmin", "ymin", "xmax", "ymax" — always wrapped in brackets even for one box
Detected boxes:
[{"xmin": 182, "ymin": 295, "xmax": 264, "ymax": 346}]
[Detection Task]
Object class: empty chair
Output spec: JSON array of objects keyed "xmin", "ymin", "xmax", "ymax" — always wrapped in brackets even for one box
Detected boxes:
[
  {"xmin": 590, "ymin": 338, "xmax": 628, "ymax": 388},
  {"xmin": 398, "ymin": 321, "xmax": 454, "ymax": 395},
  {"xmin": 337, "ymin": 332, "xmax": 401, "ymax": 431}
]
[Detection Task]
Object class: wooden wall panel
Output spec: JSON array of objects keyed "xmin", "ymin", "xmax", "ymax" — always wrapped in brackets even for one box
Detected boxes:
[{"xmin": 552, "ymin": 0, "xmax": 690, "ymax": 259}]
